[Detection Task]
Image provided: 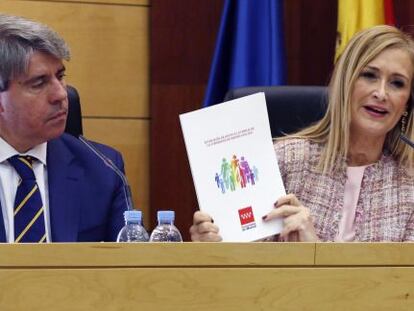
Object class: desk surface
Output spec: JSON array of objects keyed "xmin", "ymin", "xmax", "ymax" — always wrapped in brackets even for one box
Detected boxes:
[
  {"xmin": 0, "ymin": 243, "xmax": 413, "ymax": 311},
  {"xmin": 0, "ymin": 242, "xmax": 413, "ymax": 267}
]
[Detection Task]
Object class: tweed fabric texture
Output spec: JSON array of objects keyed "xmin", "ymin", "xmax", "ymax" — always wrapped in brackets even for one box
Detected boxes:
[{"xmin": 274, "ymin": 138, "xmax": 414, "ymax": 241}]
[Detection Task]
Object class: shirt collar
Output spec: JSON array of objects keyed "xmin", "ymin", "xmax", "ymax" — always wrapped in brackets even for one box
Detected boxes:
[{"xmin": 0, "ymin": 136, "xmax": 47, "ymax": 165}]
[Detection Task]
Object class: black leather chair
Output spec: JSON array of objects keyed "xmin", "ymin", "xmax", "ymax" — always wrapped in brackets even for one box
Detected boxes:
[
  {"xmin": 225, "ymin": 86, "xmax": 328, "ymax": 137},
  {"xmin": 65, "ymin": 85, "xmax": 83, "ymax": 137}
]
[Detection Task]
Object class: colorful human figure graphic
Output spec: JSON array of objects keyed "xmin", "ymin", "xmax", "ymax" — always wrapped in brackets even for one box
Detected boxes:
[
  {"xmin": 252, "ymin": 165, "xmax": 259, "ymax": 182},
  {"xmin": 229, "ymin": 170, "xmax": 236, "ymax": 191},
  {"xmin": 215, "ymin": 155, "xmax": 258, "ymax": 193},
  {"xmin": 214, "ymin": 173, "xmax": 225, "ymax": 193},
  {"xmin": 220, "ymin": 158, "xmax": 230, "ymax": 190},
  {"xmin": 249, "ymin": 170, "xmax": 256, "ymax": 185},
  {"xmin": 231, "ymin": 155, "xmax": 240, "ymax": 185},
  {"xmin": 240, "ymin": 156, "xmax": 251, "ymax": 187}
]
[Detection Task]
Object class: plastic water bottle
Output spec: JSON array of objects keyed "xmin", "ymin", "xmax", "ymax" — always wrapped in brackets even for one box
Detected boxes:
[
  {"xmin": 149, "ymin": 210, "xmax": 183, "ymax": 242},
  {"xmin": 117, "ymin": 210, "xmax": 149, "ymax": 242}
]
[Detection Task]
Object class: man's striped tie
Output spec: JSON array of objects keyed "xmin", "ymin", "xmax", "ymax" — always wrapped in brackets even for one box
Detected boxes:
[{"xmin": 8, "ymin": 155, "xmax": 46, "ymax": 243}]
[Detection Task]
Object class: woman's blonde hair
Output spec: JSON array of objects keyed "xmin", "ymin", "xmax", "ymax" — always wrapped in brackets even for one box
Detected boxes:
[{"xmin": 285, "ymin": 25, "xmax": 414, "ymax": 173}]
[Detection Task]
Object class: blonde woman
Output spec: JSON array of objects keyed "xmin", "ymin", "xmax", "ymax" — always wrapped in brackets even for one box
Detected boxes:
[{"xmin": 191, "ymin": 25, "xmax": 414, "ymax": 242}]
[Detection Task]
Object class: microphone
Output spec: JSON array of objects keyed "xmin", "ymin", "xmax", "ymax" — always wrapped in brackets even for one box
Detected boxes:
[
  {"xmin": 78, "ymin": 135, "xmax": 133, "ymax": 211},
  {"xmin": 400, "ymin": 133, "xmax": 414, "ymax": 149}
]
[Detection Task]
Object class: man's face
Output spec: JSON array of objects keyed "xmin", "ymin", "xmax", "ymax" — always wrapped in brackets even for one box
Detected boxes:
[{"xmin": 0, "ymin": 51, "xmax": 68, "ymax": 152}]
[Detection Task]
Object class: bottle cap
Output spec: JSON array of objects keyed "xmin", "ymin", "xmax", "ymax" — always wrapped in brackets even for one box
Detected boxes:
[
  {"xmin": 124, "ymin": 210, "xmax": 142, "ymax": 223},
  {"xmin": 157, "ymin": 210, "xmax": 175, "ymax": 223}
]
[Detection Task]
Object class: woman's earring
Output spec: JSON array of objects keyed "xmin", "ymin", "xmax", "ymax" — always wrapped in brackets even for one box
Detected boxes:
[{"xmin": 401, "ymin": 111, "xmax": 409, "ymax": 133}]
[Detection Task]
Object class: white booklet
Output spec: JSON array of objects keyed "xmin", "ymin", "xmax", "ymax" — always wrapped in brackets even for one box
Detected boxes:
[{"xmin": 180, "ymin": 93, "xmax": 285, "ymax": 242}]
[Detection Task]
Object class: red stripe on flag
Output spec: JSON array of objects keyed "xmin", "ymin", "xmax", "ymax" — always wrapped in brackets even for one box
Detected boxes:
[{"xmin": 384, "ymin": 0, "xmax": 395, "ymax": 25}]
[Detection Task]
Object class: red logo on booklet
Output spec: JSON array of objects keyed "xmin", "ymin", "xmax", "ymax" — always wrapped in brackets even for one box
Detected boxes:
[
  {"xmin": 239, "ymin": 206, "xmax": 254, "ymax": 225},
  {"xmin": 238, "ymin": 206, "xmax": 256, "ymax": 231}
]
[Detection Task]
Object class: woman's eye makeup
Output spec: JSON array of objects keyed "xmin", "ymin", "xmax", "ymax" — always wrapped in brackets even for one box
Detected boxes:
[
  {"xmin": 359, "ymin": 69, "xmax": 407, "ymax": 89},
  {"xmin": 390, "ymin": 79, "xmax": 405, "ymax": 88},
  {"xmin": 360, "ymin": 70, "xmax": 377, "ymax": 79}
]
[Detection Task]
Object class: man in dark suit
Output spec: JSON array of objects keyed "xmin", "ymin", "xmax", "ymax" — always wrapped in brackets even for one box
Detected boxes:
[{"xmin": 0, "ymin": 14, "xmax": 126, "ymax": 242}]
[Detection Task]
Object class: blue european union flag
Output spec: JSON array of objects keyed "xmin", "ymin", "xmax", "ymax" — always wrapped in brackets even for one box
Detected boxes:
[{"xmin": 203, "ymin": 0, "xmax": 286, "ymax": 107}]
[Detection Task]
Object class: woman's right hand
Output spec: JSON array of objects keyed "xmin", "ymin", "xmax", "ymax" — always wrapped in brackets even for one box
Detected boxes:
[
  {"xmin": 262, "ymin": 194, "xmax": 319, "ymax": 242},
  {"xmin": 189, "ymin": 211, "xmax": 223, "ymax": 242}
]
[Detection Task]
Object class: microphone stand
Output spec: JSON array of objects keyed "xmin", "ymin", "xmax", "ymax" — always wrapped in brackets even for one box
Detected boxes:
[{"xmin": 78, "ymin": 135, "xmax": 134, "ymax": 211}]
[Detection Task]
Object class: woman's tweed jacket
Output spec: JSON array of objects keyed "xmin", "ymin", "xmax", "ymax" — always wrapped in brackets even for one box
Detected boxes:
[{"xmin": 274, "ymin": 138, "xmax": 414, "ymax": 241}]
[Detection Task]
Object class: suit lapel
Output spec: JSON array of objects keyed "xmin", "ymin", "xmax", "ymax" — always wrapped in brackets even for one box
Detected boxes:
[{"xmin": 47, "ymin": 137, "xmax": 83, "ymax": 242}]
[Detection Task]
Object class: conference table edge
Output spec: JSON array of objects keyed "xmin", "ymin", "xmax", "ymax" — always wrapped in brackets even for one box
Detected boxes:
[{"xmin": 0, "ymin": 242, "xmax": 413, "ymax": 268}]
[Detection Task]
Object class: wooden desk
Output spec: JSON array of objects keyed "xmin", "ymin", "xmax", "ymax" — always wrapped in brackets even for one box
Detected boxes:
[{"xmin": 0, "ymin": 243, "xmax": 413, "ymax": 310}]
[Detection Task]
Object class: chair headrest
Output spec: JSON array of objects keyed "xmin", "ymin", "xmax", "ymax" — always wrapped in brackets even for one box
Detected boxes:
[
  {"xmin": 65, "ymin": 85, "xmax": 83, "ymax": 137},
  {"xmin": 225, "ymin": 86, "xmax": 328, "ymax": 137}
]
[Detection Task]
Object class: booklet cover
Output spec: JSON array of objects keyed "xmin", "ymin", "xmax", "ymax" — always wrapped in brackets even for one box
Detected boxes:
[{"xmin": 180, "ymin": 93, "xmax": 285, "ymax": 242}]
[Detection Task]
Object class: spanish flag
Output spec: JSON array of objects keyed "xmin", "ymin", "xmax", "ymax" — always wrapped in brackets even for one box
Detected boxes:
[{"xmin": 335, "ymin": 0, "xmax": 395, "ymax": 61}]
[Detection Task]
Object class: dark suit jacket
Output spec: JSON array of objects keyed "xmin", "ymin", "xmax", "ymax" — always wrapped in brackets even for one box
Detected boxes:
[{"xmin": 0, "ymin": 133, "xmax": 127, "ymax": 242}]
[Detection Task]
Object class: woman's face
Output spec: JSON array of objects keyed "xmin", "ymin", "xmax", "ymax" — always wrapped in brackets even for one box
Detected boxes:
[{"xmin": 350, "ymin": 48, "xmax": 413, "ymax": 141}]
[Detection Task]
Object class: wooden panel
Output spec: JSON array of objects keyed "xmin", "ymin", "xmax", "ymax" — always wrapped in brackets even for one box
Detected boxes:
[
  {"xmin": 0, "ymin": 243, "xmax": 315, "ymax": 267},
  {"xmin": 4, "ymin": 241, "xmax": 412, "ymax": 265},
  {"xmin": 315, "ymin": 243, "xmax": 414, "ymax": 266},
  {"xmin": 150, "ymin": 0, "xmax": 224, "ymax": 238},
  {"xmin": 284, "ymin": 0, "xmax": 337, "ymax": 85},
  {"xmin": 83, "ymin": 119, "xmax": 149, "ymax": 225},
  {"xmin": 394, "ymin": 0, "xmax": 414, "ymax": 36},
  {"xmin": 0, "ymin": 244, "xmax": 413, "ymax": 310},
  {"xmin": 0, "ymin": 267, "xmax": 413, "ymax": 311},
  {"xmin": 151, "ymin": 84, "xmax": 204, "ymax": 237},
  {"xmin": 0, "ymin": 0, "xmax": 149, "ymax": 118}
]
